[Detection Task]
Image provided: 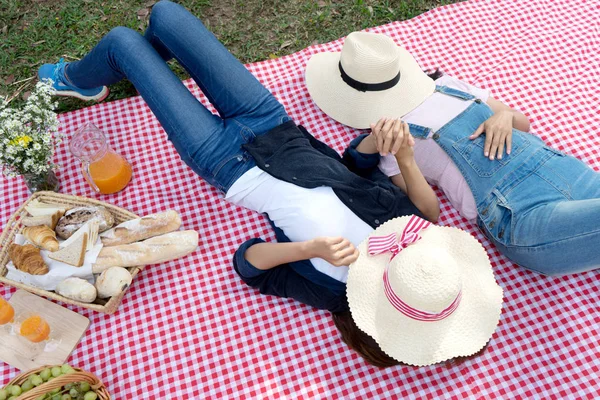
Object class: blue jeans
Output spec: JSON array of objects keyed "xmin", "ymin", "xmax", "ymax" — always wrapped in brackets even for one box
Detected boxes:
[{"xmin": 66, "ymin": 0, "xmax": 290, "ymax": 193}]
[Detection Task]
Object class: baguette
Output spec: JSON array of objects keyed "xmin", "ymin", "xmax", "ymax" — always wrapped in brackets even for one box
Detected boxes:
[
  {"xmin": 92, "ymin": 230, "xmax": 198, "ymax": 273},
  {"xmin": 100, "ymin": 210, "xmax": 182, "ymax": 247}
]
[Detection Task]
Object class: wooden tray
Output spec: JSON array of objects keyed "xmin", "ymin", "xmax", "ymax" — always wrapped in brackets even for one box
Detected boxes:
[
  {"xmin": 0, "ymin": 290, "xmax": 90, "ymax": 371},
  {"xmin": 0, "ymin": 191, "xmax": 141, "ymax": 314}
]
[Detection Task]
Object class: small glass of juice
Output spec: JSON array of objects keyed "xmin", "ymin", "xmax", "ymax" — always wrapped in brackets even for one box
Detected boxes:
[
  {"xmin": 0, "ymin": 297, "xmax": 14, "ymax": 325},
  {"xmin": 19, "ymin": 314, "xmax": 51, "ymax": 343},
  {"xmin": 69, "ymin": 122, "xmax": 133, "ymax": 194}
]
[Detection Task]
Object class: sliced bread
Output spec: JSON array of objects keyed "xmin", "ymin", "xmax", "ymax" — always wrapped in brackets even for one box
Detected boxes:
[{"xmin": 49, "ymin": 232, "xmax": 88, "ymax": 267}]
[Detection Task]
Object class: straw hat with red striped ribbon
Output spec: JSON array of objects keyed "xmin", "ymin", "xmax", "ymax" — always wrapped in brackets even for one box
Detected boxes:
[{"xmin": 347, "ymin": 215, "xmax": 503, "ymax": 366}]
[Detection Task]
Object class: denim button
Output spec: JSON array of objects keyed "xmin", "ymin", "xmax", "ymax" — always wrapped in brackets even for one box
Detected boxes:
[
  {"xmin": 348, "ymin": 198, "xmax": 353, "ymax": 203},
  {"xmin": 432, "ymin": 133, "xmax": 440, "ymax": 140},
  {"xmin": 481, "ymin": 207, "xmax": 489, "ymax": 216},
  {"xmin": 474, "ymin": 98, "xmax": 482, "ymax": 104},
  {"xmin": 264, "ymin": 163, "xmax": 270, "ymax": 168},
  {"xmin": 498, "ymin": 229, "xmax": 504, "ymax": 239},
  {"xmin": 489, "ymin": 219, "xmax": 496, "ymax": 229},
  {"xmin": 236, "ymin": 155, "xmax": 243, "ymax": 161},
  {"xmin": 292, "ymin": 176, "xmax": 297, "ymax": 180},
  {"xmin": 374, "ymin": 219, "xmax": 380, "ymax": 225}
]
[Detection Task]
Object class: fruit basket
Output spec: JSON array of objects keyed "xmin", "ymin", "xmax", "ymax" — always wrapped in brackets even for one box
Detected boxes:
[
  {"xmin": 0, "ymin": 191, "xmax": 141, "ymax": 314},
  {"xmin": 2, "ymin": 365, "xmax": 110, "ymax": 399}
]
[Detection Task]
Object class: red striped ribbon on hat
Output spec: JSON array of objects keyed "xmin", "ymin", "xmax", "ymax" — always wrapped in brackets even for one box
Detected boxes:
[{"xmin": 368, "ymin": 215, "xmax": 462, "ymax": 322}]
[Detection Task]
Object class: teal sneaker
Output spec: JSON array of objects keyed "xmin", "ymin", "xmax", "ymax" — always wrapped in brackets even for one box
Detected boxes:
[{"xmin": 37, "ymin": 58, "xmax": 109, "ymax": 102}]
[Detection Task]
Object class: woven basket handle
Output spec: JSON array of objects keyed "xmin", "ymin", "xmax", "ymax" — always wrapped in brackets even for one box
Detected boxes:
[{"xmin": 16, "ymin": 371, "xmax": 109, "ymax": 400}]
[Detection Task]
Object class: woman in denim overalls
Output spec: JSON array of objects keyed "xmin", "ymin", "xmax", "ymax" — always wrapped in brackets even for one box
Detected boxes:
[{"xmin": 360, "ymin": 85, "xmax": 600, "ymax": 276}]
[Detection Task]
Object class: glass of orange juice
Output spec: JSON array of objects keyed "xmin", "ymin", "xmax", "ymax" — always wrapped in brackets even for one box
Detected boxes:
[
  {"xmin": 69, "ymin": 123, "xmax": 132, "ymax": 194},
  {"xmin": 19, "ymin": 314, "xmax": 51, "ymax": 343},
  {"xmin": 0, "ymin": 296, "xmax": 15, "ymax": 326}
]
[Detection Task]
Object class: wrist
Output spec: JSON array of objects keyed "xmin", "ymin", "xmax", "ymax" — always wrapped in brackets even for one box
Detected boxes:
[
  {"xmin": 302, "ymin": 240, "xmax": 316, "ymax": 259},
  {"xmin": 395, "ymin": 156, "xmax": 417, "ymax": 169}
]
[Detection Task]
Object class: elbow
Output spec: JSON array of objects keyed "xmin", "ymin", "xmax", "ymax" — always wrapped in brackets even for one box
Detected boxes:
[{"xmin": 425, "ymin": 207, "xmax": 440, "ymax": 224}]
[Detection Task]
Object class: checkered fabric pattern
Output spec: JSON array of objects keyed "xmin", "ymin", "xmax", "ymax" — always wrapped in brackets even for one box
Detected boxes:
[{"xmin": 2, "ymin": 0, "xmax": 600, "ymax": 397}]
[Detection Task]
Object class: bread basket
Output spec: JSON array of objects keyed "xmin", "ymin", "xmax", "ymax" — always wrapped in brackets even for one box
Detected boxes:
[
  {"xmin": 4, "ymin": 365, "xmax": 110, "ymax": 400},
  {"xmin": 0, "ymin": 191, "xmax": 141, "ymax": 314}
]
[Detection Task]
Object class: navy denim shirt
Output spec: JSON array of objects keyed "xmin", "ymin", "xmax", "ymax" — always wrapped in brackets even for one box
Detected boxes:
[{"xmin": 242, "ymin": 120, "xmax": 423, "ymax": 228}]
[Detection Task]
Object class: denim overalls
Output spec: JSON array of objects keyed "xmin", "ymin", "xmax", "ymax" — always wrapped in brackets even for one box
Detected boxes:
[{"xmin": 408, "ymin": 86, "xmax": 600, "ymax": 275}]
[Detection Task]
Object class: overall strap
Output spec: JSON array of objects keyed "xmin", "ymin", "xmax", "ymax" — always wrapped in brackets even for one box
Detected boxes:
[{"xmin": 435, "ymin": 85, "xmax": 479, "ymax": 101}]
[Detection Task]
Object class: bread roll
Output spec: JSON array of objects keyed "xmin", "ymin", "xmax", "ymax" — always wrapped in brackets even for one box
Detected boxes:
[
  {"xmin": 55, "ymin": 206, "xmax": 114, "ymax": 239},
  {"xmin": 22, "ymin": 225, "xmax": 59, "ymax": 252},
  {"xmin": 21, "ymin": 210, "xmax": 64, "ymax": 229},
  {"xmin": 93, "ymin": 230, "xmax": 198, "ymax": 273},
  {"xmin": 100, "ymin": 210, "xmax": 182, "ymax": 247},
  {"xmin": 8, "ymin": 243, "xmax": 49, "ymax": 275}
]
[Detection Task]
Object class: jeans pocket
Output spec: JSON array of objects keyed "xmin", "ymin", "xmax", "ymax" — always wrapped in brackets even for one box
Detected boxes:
[
  {"xmin": 452, "ymin": 129, "xmax": 530, "ymax": 177},
  {"xmin": 480, "ymin": 191, "xmax": 514, "ymax": 246}
]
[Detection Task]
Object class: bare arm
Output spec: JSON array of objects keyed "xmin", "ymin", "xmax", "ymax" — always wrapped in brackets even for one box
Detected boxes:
[
  {"xmin": 369, "ymin": 118, "xmax": 439, "ymax": 222},
  {"xmin": 244, "ymin": 237, "xmax": 359, "ymax": 271},
  {"xmin": 486, "ymin": 97, "xmax": 531, "ymax": 132}
]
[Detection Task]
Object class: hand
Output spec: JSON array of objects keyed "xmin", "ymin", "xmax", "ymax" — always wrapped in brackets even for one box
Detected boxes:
[
  {"xmin": 306, "ymin": 237, "xmax": 360, "ymax": 267},
  {"xmin": 470, "ymin": 110, "xmax": 514, "ymax": 160},
  {"xmin": 369, "ymin": 117, "xmax": 415, "ymax": 158}
]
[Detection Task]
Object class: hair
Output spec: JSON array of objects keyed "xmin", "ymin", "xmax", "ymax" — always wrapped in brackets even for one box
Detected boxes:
[
  {"xmin": 331, "ymin": 310, "xmax": 489, "ymax": 368},
  {"xmin": 425, "ymin": 68, "xmax": 444, "ymax": 80}
]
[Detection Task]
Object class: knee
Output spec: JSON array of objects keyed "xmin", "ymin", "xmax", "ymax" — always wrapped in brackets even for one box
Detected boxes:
[
  {"xmin": 149, "ymin": 0, "xmax": 180, "ymax": 27},
  {"xmin": 105, "ymin": 26, "xmax": 145, "ymax": 53}
]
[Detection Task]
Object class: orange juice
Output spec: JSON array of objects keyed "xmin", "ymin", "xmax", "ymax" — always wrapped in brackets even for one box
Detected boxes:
[
  {"xmin": 20, "ymin": 315, "xmax": 50, "ymax": 343},
  {"xmin": 87, "ymin": 151, "xmax": 132, "ymax": 194},
  {"xmin": 0, "ymin": 297, "xmax": 14, "ymax": 325}
]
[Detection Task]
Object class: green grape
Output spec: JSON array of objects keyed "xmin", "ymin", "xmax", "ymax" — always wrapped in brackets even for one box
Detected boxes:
[
  {"xmin": 51, "ymin": 367, "xmax": 62, "ymax": 377},
  {"xmin": 52, "ymin": 395, "xmax": 61, "ymax": 400},
  {"xmin": 21, "ymin": 380, "xmax": 34, "ymax": 392},
  {"xmin": 51, "ymin": 387, "xmax": 61, "ymax": 394},
  {"xmin": 31, "ymin": 375, "xmax": 44, "ymax": 386},
  {"xmin": 61, "ymin": 395, "xmax": 72, "ymax": 400},
  {"xmin": 40, "ymin": 368, "xmax": 52, "ymax": 381},
  {"xmin": 69, "ymin": 388, "xmax": 79, "ymax": 397},
  {"xmin": 60, "ymin": 364, "xmax": 71, "ymax": 373},
  {"xmin": 7, "ymin": 396, "xmax": 17, "ymax": 400},
  {"xmin": 9, "ymin": 386, "xmax": 21, "ymax": 396},
  {"xmin": 47, "ymin": 377, "xmax": 55, "ymax": 382},
  {"xmin": 0, "ymin": 388, "xmax": 7, "ymax": 400},
  {"xmin": 78, "ymin": 383, "xmax": 90, "ymax": 393},
  {"xmin": 83, "ymin": 392, "xmax": 97, "ymax": 400},
  {"xmin": 64, "ymin": 383, "xmax": 73, "ymax": 390}
]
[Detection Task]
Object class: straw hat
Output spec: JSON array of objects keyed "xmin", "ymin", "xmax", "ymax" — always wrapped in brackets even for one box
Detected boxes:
[
  {"xmin": 347, "ymin": 215, "xmax": 503, "ymax": 367},
  {"xmin": 305, "ymin": 32, "xmax": 435, "ymax": 129}
]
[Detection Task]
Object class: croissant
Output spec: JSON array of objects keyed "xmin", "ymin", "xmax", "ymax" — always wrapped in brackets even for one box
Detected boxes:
[
  {"xmin": 22, "ymin": 225, "xmax": 59, "ymax": 252},
  {"xmin": 8, "ymin": 243, "xmax": 49, "ymax": 275}
]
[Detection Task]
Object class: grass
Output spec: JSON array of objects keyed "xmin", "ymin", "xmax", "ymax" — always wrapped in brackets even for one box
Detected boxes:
[{"xmin": 0, "ymin": 0, "xmax": 459, "ymax": 113}]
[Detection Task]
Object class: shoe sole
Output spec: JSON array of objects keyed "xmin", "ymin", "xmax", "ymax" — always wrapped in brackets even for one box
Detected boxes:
[{"xmin": 53, "ymin": 86, "xmax": 110, "ymax": 102}]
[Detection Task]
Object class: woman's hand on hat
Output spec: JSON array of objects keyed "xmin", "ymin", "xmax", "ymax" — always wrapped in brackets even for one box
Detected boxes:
[
  {"xmin": 469, "ymin": 110, "xmax": 514, "ymax": 160},
  {"xmin": 306, "ymin": 236, "xmax": 360, "ymax": 267},
  {"xmin": 369, "ymin": 117, "xmax": 415, "ymax": 159}
]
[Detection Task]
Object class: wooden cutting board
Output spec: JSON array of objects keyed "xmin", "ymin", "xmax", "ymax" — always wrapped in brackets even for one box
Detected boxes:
[{"xmin": 0, "ymin": 290, "xmax": 90, "ymax": 371}]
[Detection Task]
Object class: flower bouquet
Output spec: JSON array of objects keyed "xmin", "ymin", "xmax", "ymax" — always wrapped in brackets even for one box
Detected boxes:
[{"xmin": 0, "ymin": 81, "xmax": 63, "ymax": 192}]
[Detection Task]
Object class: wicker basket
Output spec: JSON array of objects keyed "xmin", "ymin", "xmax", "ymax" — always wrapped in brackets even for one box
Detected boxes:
[
  {"xmin": 5, "ymin": 365, "xmax": 110, "ymax": 400},
  {"xmin": 0, "ymin": 191, "xmax": 141, "ymax": 314}
]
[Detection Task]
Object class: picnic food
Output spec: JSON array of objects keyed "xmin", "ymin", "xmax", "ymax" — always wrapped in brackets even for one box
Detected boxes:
[
  {"xmin": 56, "ymin": 278, "xmax": 97, "ymax": 303},
  {"xmin": 0, "ymin": 297, "xmax": 14, "ymax": 325},
  {"xmin": 8, "ymin": 243, "xmax": 49, "ymax": 275},
  {"xmin": 55, "ymin": 206, "xmax": 114, "ymax": 239},
  {"xmin": 93, "ymin": 230, "xmax": 199, "ymax": 272},
  {"xmin": 95, "ymin": 267, "xmax": 133, "ymax": 298},
  {"xmin": 100, "ymin": 209, "xmax": 182, "ymax": 246},
  {"xmin": 1, "ymin": 364, "xmax": 103, "ymax": 400},
  {"xmin": 24, "ymin": 200, "xmax": 69, "ymax": 217},
  {"xmin": 22, "ymin": 225, "xmax": 59, "ymax": 252},
  {"xmin": 88, "ymin": 150, "xmax": 133, "ymax": 194},
  {"xmin": 60, "ymin": 219, "xmax": 99, "ymax": 251},
  {"xmin": 20, "ymin": 210, "xmax": 64, "ymax": 229},
  {"xmin": 48, "ymin": 232, "xmax": 88, "ymax": 267},
  {"xmin": 19, "ymin": 315, "xmax": 50, "ymax": 343}
]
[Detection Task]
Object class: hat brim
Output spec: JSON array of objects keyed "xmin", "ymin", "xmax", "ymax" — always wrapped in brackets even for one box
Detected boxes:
[
  {"xmin": 347, "ymin": 216, "xmax": 503, "ymax": 367},
  {"xmin": 305, "ymin": 50, "xmax": 435, "ymax": 129}
]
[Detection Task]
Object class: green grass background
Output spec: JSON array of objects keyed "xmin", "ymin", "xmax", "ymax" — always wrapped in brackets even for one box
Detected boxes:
[{"xmin": 1, "ymin": 0, "xmax": 458, "ymax": 113}]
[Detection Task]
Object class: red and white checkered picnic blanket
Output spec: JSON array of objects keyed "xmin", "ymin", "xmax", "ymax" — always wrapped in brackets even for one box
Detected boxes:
[{"xmin": 2, "ymin": 0, "xmax": 600, "ymax": 397}]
